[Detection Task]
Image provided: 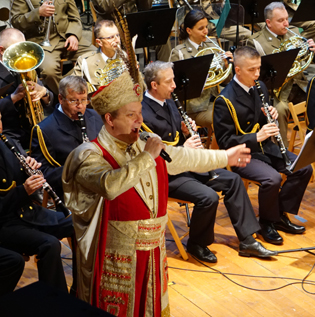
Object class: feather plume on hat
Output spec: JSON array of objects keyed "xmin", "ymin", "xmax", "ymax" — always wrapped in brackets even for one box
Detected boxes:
[{"xmin": 91, "ymin": 5, "xmax": 145, "ymax": 116}]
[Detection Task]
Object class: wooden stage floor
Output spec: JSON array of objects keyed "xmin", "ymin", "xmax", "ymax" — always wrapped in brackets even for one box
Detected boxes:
[{"xmin": 16, "ymin": 127, "xmax": 315, "ymax": 316}]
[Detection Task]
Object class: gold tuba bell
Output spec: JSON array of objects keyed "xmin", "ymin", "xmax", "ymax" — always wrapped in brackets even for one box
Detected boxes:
[
  {"xmin": 195, "ymin": 36, "xmax": 233, "ymax": 89},
  {"xmin": 3, "ymin": 41, "xmax": 45, "ymax": 126},
  {"xmin": 272, "ymin": 27, "xmax": 314, "ymax": 97}
]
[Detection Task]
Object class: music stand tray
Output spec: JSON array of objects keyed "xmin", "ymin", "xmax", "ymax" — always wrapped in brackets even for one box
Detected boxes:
[
  {"xmin": 126, "ymin": 8, "xmax": 176, "ymax": 49},
  {"xmin": 259, "ymin": 48, "xmax": 300, "ymax": 91},
  {"xmin": 172, "ymin": 54, "xmax": 214, "ymax": 105},
  {"xmin": 290, "ymin": 0, "xmax": 315, "ymax": 24}
]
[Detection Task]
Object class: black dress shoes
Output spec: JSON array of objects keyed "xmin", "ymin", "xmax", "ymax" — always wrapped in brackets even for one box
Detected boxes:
[
  {"xmin": 258, "ymin": 220, "xmax": 283, "ymax": 245},
  {"xmin": 239, "ymin": 241, "xmax": 277, "ymax": 258},
  {"xmin": 274, "ymin": 214, "xmax": 305, "ymax": 234},
  {"xmin": 187, "ymin": 240, "xmax": 217, "ymax": 263}
]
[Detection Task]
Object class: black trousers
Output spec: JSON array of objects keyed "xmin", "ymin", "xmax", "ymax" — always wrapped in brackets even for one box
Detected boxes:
[
  {"xmin": 232, "ymin": 151, "xmax": 313, "ymax": 222},
  {"xmin": 168, "ymin": 168, "xmax": 260, "ymax": 247},
  {"xmin": 0, "ymin": 247, "xmax": 25, "ymax": 296},
  {"xmin": 0, "ymin": 212, "xmax": 73, "ymax": 292}
]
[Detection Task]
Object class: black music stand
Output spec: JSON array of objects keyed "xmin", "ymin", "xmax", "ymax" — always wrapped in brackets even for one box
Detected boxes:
[
  {"xmin": 172, "ymin": 54, "xmax": 214, "ymax": 110},
  {"xmin": 290, "ymin": 0, "xmax": 315, "ymax": 24},
  {"xmin": 126, "ymin": 8, "xmax": 176, "ymax": 65},
  {"xmin": 230, "ymin": 0, "xmax": 270, "ymax": 34},
  {"xmin": 259, "ymin": 48, "xmax": 300, "ymax": 105}
]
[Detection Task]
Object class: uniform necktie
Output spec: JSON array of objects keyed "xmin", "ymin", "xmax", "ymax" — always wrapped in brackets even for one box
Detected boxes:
[{"xmin": 249, "ymin": 87, "xmax": 255, "ymax": 99}]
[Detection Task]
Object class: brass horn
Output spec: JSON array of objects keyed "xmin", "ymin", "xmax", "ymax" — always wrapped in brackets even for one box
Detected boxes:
[
  {"xmin": 195, "ymin": 36, "xmax": 233, "ymax": 89},
  {"xmin": 3, "ymin": 41, "xmax": 45, "ymax": 126},
  {"xmin": 272, "ymin": 28, "xmax": 314, "ymax": 97}
]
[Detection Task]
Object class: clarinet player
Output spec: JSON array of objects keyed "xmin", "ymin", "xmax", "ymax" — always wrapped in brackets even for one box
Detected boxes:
[
  {"xmin": 30, "ymin": 76, "xmax": 103, "ymax": 202},
  {"xmin": 213, "ymin": 46, "xmax": 312, "ymax": 245}
]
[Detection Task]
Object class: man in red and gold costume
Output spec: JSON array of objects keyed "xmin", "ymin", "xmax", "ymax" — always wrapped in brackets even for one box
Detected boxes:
[{"xmin": 62, "ymin": 58, "xmax": 255, "ymax": 316}]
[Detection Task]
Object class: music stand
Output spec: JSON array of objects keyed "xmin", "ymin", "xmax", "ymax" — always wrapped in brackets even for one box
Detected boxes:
[
  {"xmin": 172, "ymin": 54, "xmax": 214, "ymax": 110},
  {"xmin": 230, "ymin": 0, "xmax": 270, "ymax": 33},
  {"xmin": 290, "ymin": 0, "xmax": 315, "ymax": 24},
  {"xmin": 259, "ymin": 48, "xmax": 300, "ymax": 105},
  {"xmin": 126, "ymin": 8, "xmax": 176, "ymax": 64}
]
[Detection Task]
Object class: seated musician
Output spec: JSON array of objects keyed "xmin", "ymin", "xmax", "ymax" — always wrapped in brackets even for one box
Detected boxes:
[
  {"xmin": 0, "ymin": 28, "xmax": 54, "ymax": 150},
  {"xmin": 142, "ymin": 60, "xmax": 276, "ymax": 262},
  {"xmin": 72, "ymin": 19, "xmax": 122, "ymax": 93},
  {"xmin": 10, "ymin": 0, "xmax": 96, "ymax": 96},
  {"xmin": 0, "ymin": 111, "xmax": 73, "ymax": 292},
  {"xmin": 30, "ymin": 76, "xmax": 103, "ymax": 201},
  {"xmin": 246, "ymin": 1, "xmax": 315, "ymax": 147},
  {"xmin": 169, "ymin": 9, "xmax": 233, "ymax": 138},
  {"xmin": 213, "ymin": 46, "xmax": 312, "ymax": 245}
]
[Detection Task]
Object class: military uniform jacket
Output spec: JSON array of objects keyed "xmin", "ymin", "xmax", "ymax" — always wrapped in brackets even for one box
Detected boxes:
[
  {"xmin": 142, "ymin": 94, "xmax": 210, "ymax": 192},
  {"xmin": 213, "ymin": 79, "xmax": 282, "ymax": 163},
  {"xmin": 30, "ymin": 107, "xmax": 103, "ymax": 190},
  {"xmin": 0, "ymin": 137, "xmax": 59, "ymax": 226},
  {"xmin": 11, "ymin": 0, "xmax": 91, "ymax": 52},
  {"xmin": 72, "ymin": 50, "xmax": 106, "ymax": 92}
]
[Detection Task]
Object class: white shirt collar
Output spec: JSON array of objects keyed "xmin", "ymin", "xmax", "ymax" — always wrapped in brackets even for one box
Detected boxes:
[
  {"xmin": 145, "ymin": 91, "xmax": 165, "ymax": 107},
  {"xmin": 234, "ymin": 75, "xmax": 252, "ymax": 94},
  {"xmin": 188, "ymin": 38, "xmax": 199, "ymax": 50},
  {"xmin": 100, "ymin": 50, "xmax": 117, "ymax": 62},
  {"xmin": 266, "ymin": 26, "xmax": 278, "ymax": 38}
]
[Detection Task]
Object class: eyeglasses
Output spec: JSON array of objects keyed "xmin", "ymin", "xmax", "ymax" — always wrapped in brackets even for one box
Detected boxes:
[
  {"xmin": 98, "ymin": 34, "xmax": 120, "ymax": 41},
  {"xmin": 64, "ymin": 98, "xmax": 90, "ymax": 106}
]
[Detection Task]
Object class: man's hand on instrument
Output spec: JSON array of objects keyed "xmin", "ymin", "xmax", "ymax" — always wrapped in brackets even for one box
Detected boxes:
[
  {"xmin": 225, "ymin": 51, "xmax": 233, "ymax": 62},
  {"xmin": 181, "ymin": 118, "xmax": 197, "ymax": 135},
  {"xmin": 24, "ymin": 174, "xmax": 46, "ymax": 195},
  {"xmin": 184, "ymin": 135, "xmax": 203, "ymax": 149},
  {"xmin": 307, "ymin": 39, "xmax": 315, "ymax": 52},
  {"xmin": 25, "ymin": 156, "xmax": 42, "ymax": 170},
  {"xmin": 256, "ymin": 123, "xmax": 279, "ymax": 142},
  {"xmin": 226, "ymin": 143, "xmax": 251, "ymax": 167},
  {"xmin": 65, "ymin": 35, "xmax": 79, "ymax": 51},
  {"xmin": 27, "ymin": 81, "xmax": 46, "ymax": 101},
  {"xmin": 144, "ymin": 136, "xmax": 166, "ymax": 160},
  {"xmin": 261, "ymin": 106, "xmax": 278, "ymax": 121},
  {"xmin": 11, "ymin": 84, "xmax": 26, "ymax": 104},
  {"xmin": 39, "ymin": 0, "xmax": 55, "ymax": 17}
]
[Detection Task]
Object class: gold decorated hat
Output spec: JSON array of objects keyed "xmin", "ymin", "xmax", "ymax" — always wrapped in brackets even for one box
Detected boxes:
[{"xmin": 91, "ymin": 7, "xmax": 144, "ymax": 115}]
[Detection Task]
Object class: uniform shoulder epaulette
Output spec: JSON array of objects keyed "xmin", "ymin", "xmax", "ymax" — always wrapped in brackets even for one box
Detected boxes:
[{"xmin": 176, "ymin": 43, "xmax": 186, "ymax": 50}]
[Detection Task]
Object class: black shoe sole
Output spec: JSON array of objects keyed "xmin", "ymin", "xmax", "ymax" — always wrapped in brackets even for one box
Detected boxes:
[{"xmin": 238, "ymin": 251, "xmax": 277, "ymax": 258}]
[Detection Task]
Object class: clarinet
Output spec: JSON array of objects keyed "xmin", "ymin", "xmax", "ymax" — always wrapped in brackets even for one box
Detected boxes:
[
  {"xmin": 0, "ymin": 134, "xmax": 72, "ymax": 218},
  {"xmin": 77, "ymin": 112, "xmax": 89, "ymax": 143},
  {"xmin": 254, "ymin": 80, "xmax": 292, "ymax": 171},
  {"xmin": 171, "ymin": 92, "xmax": 219, "ymax": 180}
]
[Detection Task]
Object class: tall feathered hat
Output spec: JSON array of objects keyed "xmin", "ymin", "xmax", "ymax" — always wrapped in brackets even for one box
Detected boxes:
[{"xmin": 91, "ymin": 6, "xmax": 144, "ymax": 116}]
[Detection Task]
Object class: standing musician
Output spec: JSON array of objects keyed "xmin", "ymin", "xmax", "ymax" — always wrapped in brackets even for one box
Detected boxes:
[
  {"xmin": 72, "ymin": 19, "xmax": 122, "ymax": 93},
  {"xmin": 30, "ymin": 76, "xmax": 103, "ymax": 202},
  {"xmin": 246, "ymin": 1, "xmax": 315, "ymax": 147},
  {"xmin": 0, "ymin": 111, "xmax": 73, "ymax": 292},
  {"xmin": 169, "ymin": 9, "xmax": 233, "ymax": 138},
  {"xmin": 213, "ymin": 46, "xmax": 312, "ymax": 245},
  {"xmin": 10, "ymin": 0, "xmax": 96, "ymax": 96},
  {"xmin": 142, "ymin": 61, "xmax": 276, "ymax": 262},
  {"xmin": 0, "ymin": 28, "xmax": 53, "ymax": 150}
]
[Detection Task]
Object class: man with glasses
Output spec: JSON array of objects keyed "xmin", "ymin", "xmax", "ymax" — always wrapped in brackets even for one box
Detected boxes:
[
  {"xmin": 30, "ymin": 76, "xmax": 103, "ymax": 201},
  {"xmin": 73, "ymin": 19, "xmax": 122, "ymax": 93}
]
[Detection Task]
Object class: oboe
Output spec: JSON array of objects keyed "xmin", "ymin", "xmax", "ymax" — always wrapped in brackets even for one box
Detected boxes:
[
  {"xmin": 0, "ymin": 134, "xmax": 71, "ymax": 218},
  {"xmin": 254, "ymin": 81, "xmax": 292, "ymax": 171},
  {"xmin": 171, "ymin": 92, "xmax": 219, "ymax": 180},
  {"xmin": 77, "ymin": 112, "xmax": 89, "ymax": 143}
]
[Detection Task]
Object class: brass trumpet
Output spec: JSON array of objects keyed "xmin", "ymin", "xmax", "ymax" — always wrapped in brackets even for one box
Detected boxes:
[
  {"xmin": 3, "ymin": 41, "xmax": 45, "ymax": 126},
  {"xmin": 39, "ymin": 0, "xmax": 55, "ymax": 47}
]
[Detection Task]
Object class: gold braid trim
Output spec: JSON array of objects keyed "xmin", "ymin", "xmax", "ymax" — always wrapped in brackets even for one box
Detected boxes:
[
  {"xmin": 305, "ymin": 76, "xmax": 315, "ymax": 131},
  {"xmin": 214, "ymin": 95, "xmax": 265, "ymax": 153},
  {"xmin": 214, "ymin": 95, "xmax": 260, "ymax": 135},
  {"xmin": 0, "ymin": 181, "xmax": 16, "ymax": 192},
  {"xmin": 141, "ymin": 123, "xmax": 180, "ymax": 146},
  {"xmin": 29, "ymin": 125, "xmax": 61, "ymax": 167}
]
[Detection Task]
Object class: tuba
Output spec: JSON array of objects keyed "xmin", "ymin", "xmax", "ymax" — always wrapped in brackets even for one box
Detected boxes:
[
  {"xmin": 3, "ymin": 41, "xmax": 45, "ymax": 126},
  {"xmin": 194, "ymin": 36, "xmax": 233, "ymax": 89},
  {"xmin": 272, "ymin": 27, "xmax": 314, "ymax": 97}
]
